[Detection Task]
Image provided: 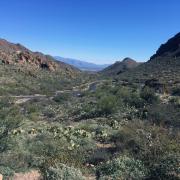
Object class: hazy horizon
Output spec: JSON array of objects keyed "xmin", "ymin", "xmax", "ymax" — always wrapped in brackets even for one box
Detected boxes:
[{"xmin": 1, "ymin": 0, "xmax": 180, "ymax": 64}]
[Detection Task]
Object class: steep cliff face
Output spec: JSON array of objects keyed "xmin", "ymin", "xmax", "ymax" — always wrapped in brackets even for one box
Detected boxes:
[{"xmin": 151, "ymin": 32, "xmax": 180, "ymax": 59}]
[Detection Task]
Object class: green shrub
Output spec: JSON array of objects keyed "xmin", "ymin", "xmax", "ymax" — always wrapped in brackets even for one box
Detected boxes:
[
  {"xmin": 0, "ymin": 151, "xmax": 31, "ymax": 172},
  {"xmin": 146, "ymin": 103, "xmax": 180, "ymax": 127},
  {"xmin": 53, "ymin": 93, "xmax": 70, "ymax": 103},
  {"xmin": 124, "ymin": 92, "xmax": 144, "ymax": 108},
  {"xmin": 87, "ymin": 148, "xmax": 112, "ymax": 165},
  {"xmin": 43, "ymin": 163, "xmax": 85, "ymax": 180},
  {"xmin": 116, "ymin": 87, "xmax": 130, "ymax": 98},
  {"xmin": 170, "ymin": 97, "xmax": 180, "ymax": 107},
  {"xmin": 140, "ymin": 87, "xmax": 159, "ymax": 104},
  {"xmin": 97, "ymin": 155, "xmax": 147, "ymax": 180},
  {"xmin": 148, "ymin": 154, "xmax": 180, "ymax": 179},
  {"xmin": 0, "ymin": 166, "xmax": 14, "ymax": 178},
  {"xmin": 97, "ymin": 95, "xmax": 117, "ymax": 116},
  {"xmin": 0, "ymin": 106, "xmax": 22, "ymax": 152},
  {"xmin": 172, "ymin": 87, "xmax": 180, "ymax": 96},
  {"xmin": 0, "ymin": 97, "xmax": 12, "ymax": 109}
]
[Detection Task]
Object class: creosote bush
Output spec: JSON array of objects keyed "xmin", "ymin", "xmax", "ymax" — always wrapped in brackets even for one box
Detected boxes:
[
  {"xmin": 140, "ymin": 87, "xmax": 159, "ymax": 104},
  {"xmin": 148, "ymin": 154, "xmax": 180, "ymax": 179},
  {"xmin": 97, "ymin": 155, "xmax": 147, "ymax": 180},
  {"xmin": 97, "ymin": 95, "xmax": 117, "ymax": 116},
  {"xmin": 43, "ymin": 163, "xmax": 85, "ymax": 180}
]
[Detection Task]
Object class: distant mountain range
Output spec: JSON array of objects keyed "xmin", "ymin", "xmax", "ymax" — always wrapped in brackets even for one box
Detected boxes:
[
  {"xmin": 54, "ymin": 56, "xmax": 110, "ymax": 71},
  {"xmin": 100, "ymin": 57, "xmax": 141, "ymax": 76}
]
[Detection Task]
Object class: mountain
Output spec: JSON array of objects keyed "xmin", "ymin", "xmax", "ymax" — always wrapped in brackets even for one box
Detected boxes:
[
  {"xmin": 0, "ymin": 39, "xmax": 82, "ymax": 96},
  {"xmin": 54, "ymin": 56, "xmax": 110, "ymax": 71},
  {"xmin": 150, "ymin": 32, "xmax": 180, "ymax": 59},
  {"xmin": 118, "ymin": 33, "xmax": 180, "ymax": 92},
  {"xmin": 100, "ymin": 57, "xmax": 141, "ymax": 76},
  {"xmin": 0, "ymin": 38, "xmax": 80, "ymax": 75}
]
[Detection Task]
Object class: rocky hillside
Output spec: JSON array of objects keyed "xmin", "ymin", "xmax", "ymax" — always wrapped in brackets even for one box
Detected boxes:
[
  {"xmin": 118, "ymin": 33, "xmax": 180, "ymax": 92},
  {"xmin": 0, "ymin": 39, "xmax": 86, "ymax": 96},
  {"xmin": 150, "ymin": 32, "xmax": 180, "ymax": 59},
  {"xmin": 100, "ymin": 57, "xmax": 140, "ymax": 76},
  {"xmin": 0, "ymin": 39, "xmax": 80, "ymax": 75}
]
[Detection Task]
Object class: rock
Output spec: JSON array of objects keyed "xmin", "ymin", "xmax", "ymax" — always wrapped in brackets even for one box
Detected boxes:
[{"xmin": 0, "ymin": 38, "xmax": 80, "ymax": 76}]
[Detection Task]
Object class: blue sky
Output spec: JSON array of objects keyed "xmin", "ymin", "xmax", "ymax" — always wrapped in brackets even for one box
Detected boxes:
[{"xmin": 0, "ymin": 0, "xmax": 180, "ymax": 64}]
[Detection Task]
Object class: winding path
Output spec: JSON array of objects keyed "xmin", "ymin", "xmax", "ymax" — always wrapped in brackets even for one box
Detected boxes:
[{"xmin": 0, "ymin": 80, "xmax": 108, "ymax": 104}]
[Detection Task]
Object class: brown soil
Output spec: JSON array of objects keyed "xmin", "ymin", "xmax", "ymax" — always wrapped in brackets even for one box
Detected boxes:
[{"xmin": 13, "ymin": 170, "xmax": 42, "ymax": 180}]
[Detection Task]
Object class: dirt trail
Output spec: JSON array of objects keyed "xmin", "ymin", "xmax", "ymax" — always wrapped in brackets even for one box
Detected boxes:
[
  {"xmin": 96, "ymin": 142, "xmax": 115, "ymax": 149},
  {"xmin": 85, "ymin": 175, "xmax": 96, "ymax": 180},
  {"xmin": 0, "ymin": 80, "xmax": 108, "ymax": 104},
  {"xmin": 13, "ymin": 170, "xmax": 42, "ymax": 180}
]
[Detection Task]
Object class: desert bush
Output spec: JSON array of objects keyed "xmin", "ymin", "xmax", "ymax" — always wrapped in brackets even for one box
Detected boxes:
[
  {"xmin": 76, "ymin": 103, "xmax": 99, "ymax": 119},
  {"xmin": 97, "ymin": 155, "xmax": 147, "ymax": 180},
  {"xmin": 87, "ymin": 148, "xmax": 112, "ymax": 166},
  {"xmin": 0, "ymin": 166, "xmax": 14, "ymax": 178},
  {"xmin": 124, "ymin": 92, "xmax": 144, "ymax": 108},
  {"xmin": 0, "ymin": 97, "xmax": 12, "ymax": 109},
  {"xmin": 43, "ymin": 163, "xmax": 85, "ymax": 180},
  {"xmin": 97, "ymin": 95, "xmax": 117, "ymax": 116},
  {"xmin": 53, "ymin": 93, "xmax": 70, "ymax": 103},
  {"xmin": 110, "ymin": 130, "xmax": 133, "ymax": 152},
  {"xmin": 74, "ymin": 95, "xmax": 117, "ymax": 120},
  {"xmin": 172, "ymin": 87, "xmax": 180, "ymax": 96},
  {"xmin": 109, "ymin": 120, "xmax": 180, "ymax": 163},
  {"xmin": 140, "ymin": 87, "xmax": 159, "ymax": 104},
  {"xmin": 170, "ymin": 97, "xmax": 180, "ymax": 107},
  {"xmin": 146, "ymin": 103, "xmax": 180, "ymax": 127},
  {"xmin": 0, "ymin": 150, "xmax": 31, "ymax": 172},
  {"xmin": 115, "ymin": 87, "xmax": 145, "ymax": 108},
  {"xmin": 26, "ymin": 125, "xmax": 96, "ymax": 173},
  {"xmin": 0, "ymin": 106, "xmax": 22, "ymax": 152},
  {"xmin": 116, "ymin": 86, "xmax": 130, "ymax": 98},
  {"xmin": 148, "ymin": 153, "xmax": 180, "ymax": 179}
]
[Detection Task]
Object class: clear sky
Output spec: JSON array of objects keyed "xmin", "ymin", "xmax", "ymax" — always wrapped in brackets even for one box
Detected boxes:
[{"xmin": 0, "ymin": 0, "xmax": 180, "ymax": 64}]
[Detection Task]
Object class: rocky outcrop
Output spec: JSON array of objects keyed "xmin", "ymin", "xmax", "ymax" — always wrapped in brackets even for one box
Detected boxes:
[
  {"xmin": 0, "ymin": 39, "xmax": 80, "ymax": 75},
  {"xmin": 151, "ymin": 32, "xmax": 180, "ymax": 59}
]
